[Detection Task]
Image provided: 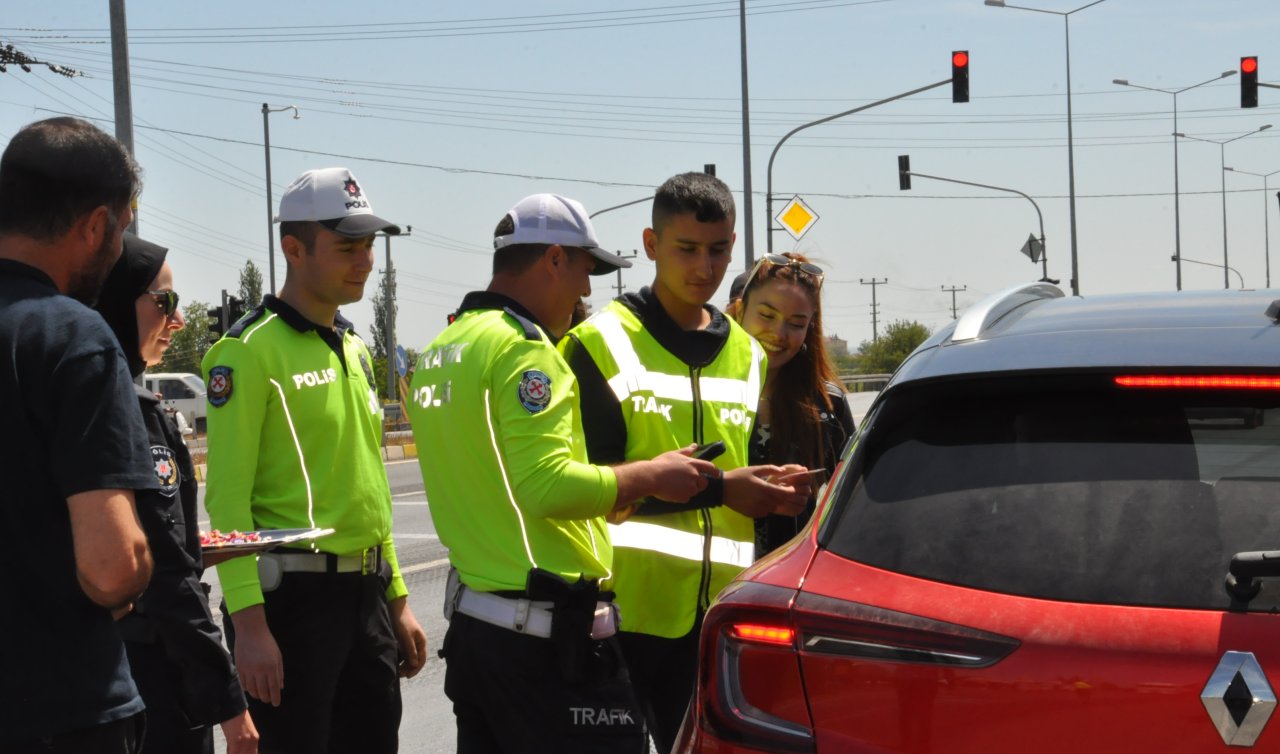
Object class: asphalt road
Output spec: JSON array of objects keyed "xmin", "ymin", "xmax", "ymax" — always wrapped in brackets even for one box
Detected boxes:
[{"xmin": 201, "ymin": 393, "xmax": 878, "ymax": 752}]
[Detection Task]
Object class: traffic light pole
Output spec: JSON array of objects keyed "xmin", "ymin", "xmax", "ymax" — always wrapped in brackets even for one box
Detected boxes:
[
  {"xmin": 900, "ymin": 166, "xmax": 1054, "ymax": 285},
  {"xmin": 766, "ymin": 78, "xmax": 952, "ymax": 255}
]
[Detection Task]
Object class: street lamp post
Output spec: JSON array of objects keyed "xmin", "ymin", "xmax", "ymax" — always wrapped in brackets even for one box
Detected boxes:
[
  {"xmin": 1177, "ymin": 126, "xmax": 1272, "ymax": 289},
  {"xmin": 1224, "ymin": 166, "xmax": 1280, "ymax": 288},
  {"xmin": 986, "ymin": 0, "xmax": 1107, "ymax": 297},
  {"xmin": 1113, "ymin": 71, "xmax": 1237, "ymax": 291},
  {"xmin": 262, "ymin": 103, "xmax": 300, "ymax": 295}
]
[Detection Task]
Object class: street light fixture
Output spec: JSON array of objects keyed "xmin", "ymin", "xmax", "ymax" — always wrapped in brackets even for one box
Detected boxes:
[
  {"xmin": 1175, "ymin": 125, "xmax": 1272, "ymax": 289},
  {"xmin": 262, "ymin": 103, "xmax": 300, "ymax": 295},
  {"xmin": 986, "ymin": 0, "xmax": 1107, "ymax": 297},
  {"xmin": 1224, "ymin": 166, "xmax": 1280, "ymax": 288},
  {"xmin": 1112, "ymin": 71, "xmax": 1237, "ymax": 291}
]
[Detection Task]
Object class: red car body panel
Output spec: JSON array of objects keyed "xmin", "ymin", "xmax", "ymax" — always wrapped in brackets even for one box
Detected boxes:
[{"xmin": 679, "ymin": 543, "xmax": 1280, "ymax": 753}]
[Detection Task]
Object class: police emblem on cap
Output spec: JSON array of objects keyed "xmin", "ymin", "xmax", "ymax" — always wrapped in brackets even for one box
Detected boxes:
[
  {"xmin": 208, "ymin": 365, "xmax": 234, "ymax": 407},
  {"xmin": 518, "ymin": 370, "xmax": 552, "ymax": 414},
  {"xmin": 151, "ymin": 445, "xmax": 180, "ymax": 497},
  {"xmin": 344, "ymin": 177, "xmax": 362, "ymax": 198}
]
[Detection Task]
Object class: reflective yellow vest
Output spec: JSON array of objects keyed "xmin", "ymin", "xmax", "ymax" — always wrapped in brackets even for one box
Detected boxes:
[{"xmin": 566, "ymin": 301, "xmax": 765, "ymax": 638}]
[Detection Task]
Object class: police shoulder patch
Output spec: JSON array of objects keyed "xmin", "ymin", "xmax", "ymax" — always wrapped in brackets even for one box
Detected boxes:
[
  {"xmin": 517, "ymin": 370, "xmax": 552, "ymax": 414},
  {"xmin": 208, "ymin": 365, "xmax": 233, "ymax": 407},
  {"xmin": 151, "ymin": 445, "xmax": 181, "ymax": 497}
]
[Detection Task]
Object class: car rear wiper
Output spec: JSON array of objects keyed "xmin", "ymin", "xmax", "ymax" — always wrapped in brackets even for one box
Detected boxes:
[{"xmin": 1226, "ymin": 551, "xmax": 1280, "ymax": 603}]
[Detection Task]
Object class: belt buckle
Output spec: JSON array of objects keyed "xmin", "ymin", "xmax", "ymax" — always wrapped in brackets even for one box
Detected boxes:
[{"xmin": 361, "ymin": 547, "xmax": 380, "ymax": 576}]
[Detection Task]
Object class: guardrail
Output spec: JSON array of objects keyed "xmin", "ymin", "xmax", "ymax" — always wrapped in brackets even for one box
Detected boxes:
[{"xmin": 840, "ymin": 373, "xmax": 892, "ymax": 392}]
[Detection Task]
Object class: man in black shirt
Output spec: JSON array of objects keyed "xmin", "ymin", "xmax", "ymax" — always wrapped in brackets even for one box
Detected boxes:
[{"xmin": 0, "ymin": 117, "xmax": 157, "ymax": 752}]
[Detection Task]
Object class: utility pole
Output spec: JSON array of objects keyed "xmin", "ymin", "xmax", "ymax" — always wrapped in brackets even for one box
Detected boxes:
[
  {"xmin": 612, "ymin": 250, "xmax": 640, "ymax": 297},
  {"xmin": 860, "ymin": 278, "xmax": 887, "ymax": 342},
  {"xmin": 942, "ymin": 284, "xmax": 967, "ymax": 320},
  {"xmin": 381, "ymin": 226, "xmax": 411, "ymax": 402},
  {"xmin": 738, "ymin": 0, "xmax": 756, "ymax": 265},
  {"xmin": 108, "ymin": 0, "xmax": 136, "ymax": 231}
]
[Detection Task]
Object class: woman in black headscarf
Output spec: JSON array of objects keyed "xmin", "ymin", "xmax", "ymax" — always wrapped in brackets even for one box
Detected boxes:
[{"xmin": 96, "ymin": 233, "xmax": 258, "ymax": 754}]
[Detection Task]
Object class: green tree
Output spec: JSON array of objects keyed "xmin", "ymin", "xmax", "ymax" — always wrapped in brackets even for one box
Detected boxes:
[
  {"xmin": 238, "ymin": 260, "xmax": 264, "ymax": 307},
  {"xmin": 855, "ymin": 319, "xmax": 931, "ymax": 375},
  {"xmin": 154, "ymin": 300, "xmax": 215, "ymax": 374},
  {"xmin": 369, "ymin": 260, "xmax": 397, "ymax": 360}
]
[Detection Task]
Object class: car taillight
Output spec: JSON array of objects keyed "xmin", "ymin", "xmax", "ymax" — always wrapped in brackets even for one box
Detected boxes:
[
  {"xmin": 793, "ymin": 591, "xmax": 1020, "ymax": 668},
  {"xmin": 696, "ymin": 584, "xmax": 1022, "ymax": 752},
  {"xmin": 698, "ymin": 582, "xmax": 815, "ymax": 753}
]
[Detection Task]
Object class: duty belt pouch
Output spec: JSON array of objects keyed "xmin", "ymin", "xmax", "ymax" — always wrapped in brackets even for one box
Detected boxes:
[
  {"xmin": 526, "ymin": 568, "xmax": 599, "ymax": 685},
  {"xmin": 257, "ymin": 553, "xmax": 283, "ymax": 593}
]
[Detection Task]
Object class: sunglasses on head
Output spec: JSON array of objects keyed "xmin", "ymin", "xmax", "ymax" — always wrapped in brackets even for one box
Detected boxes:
[
  {"xmin": 146, "ymin": 289, "xmax": 180, "ymax": 317},
  {"xmin": 748, "ymin": 254, "xmax": 824, "ymax": 286}
]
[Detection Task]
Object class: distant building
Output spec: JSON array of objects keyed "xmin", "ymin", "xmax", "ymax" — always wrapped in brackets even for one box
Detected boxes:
[{"xmin": 826, "ymin": 333, "xmax": 848, "ymax": 357}]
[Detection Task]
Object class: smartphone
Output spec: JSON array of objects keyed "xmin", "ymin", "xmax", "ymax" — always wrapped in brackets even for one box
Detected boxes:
[{"xmin": 693, "ymin": 440, "xmax": 726, "ymax": 462}]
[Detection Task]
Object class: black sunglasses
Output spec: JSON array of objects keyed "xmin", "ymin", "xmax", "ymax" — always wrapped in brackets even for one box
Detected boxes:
[
  {"xmin": 146, "ymin": 289, "xmax": 180, "ymax": 317},
  {"xmin": 748, "ymin": 254, "xmax": 824, "ymax": 285}
]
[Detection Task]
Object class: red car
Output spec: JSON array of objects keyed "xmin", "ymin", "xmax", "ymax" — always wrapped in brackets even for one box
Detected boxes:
[{"xmin": 676, "ymin": 285, "xmax": 1280, "ymax": 753}]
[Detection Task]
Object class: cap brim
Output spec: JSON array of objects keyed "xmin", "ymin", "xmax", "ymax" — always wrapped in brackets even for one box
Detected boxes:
[
  {"xmin": 584, "ymin": 246, "xmax": 632, "ymax": 275},
  {"xmin": 318, "ymin": 214, "xmax": 401, "ymax": 237}
]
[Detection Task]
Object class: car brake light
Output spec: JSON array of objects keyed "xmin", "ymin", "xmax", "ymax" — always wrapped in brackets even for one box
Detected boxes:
[
  {"xmin": 699, "ymin": 583, "xmax": 815, "ymax": 753},
  {"xmin": 1116, "ymin": 374, "xmax": 1280, "ymax": 390},
  {"xmin": 731, "ymin": 624, "xmax": 794, "ymax": 646}
]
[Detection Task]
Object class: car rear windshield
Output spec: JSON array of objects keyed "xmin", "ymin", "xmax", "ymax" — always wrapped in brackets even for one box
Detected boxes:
[{"xmin": 824, "ymin": 374, "xmax": 1280, "ymax": 611}]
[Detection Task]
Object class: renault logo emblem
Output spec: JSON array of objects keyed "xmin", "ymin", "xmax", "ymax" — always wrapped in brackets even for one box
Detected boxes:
[{"xmin": 1202, "ymin": 651, "xmax": 1277, "ymax": 747}]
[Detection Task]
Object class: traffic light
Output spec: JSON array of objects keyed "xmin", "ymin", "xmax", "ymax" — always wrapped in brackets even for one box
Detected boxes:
[
  {"xmin": 952, "ymin": 50, "xmax": 969, "ymax": 104},
  {"xmin": 898, "ymin": 155, "xmax": 912, "ymax": 190},
  {"xmin": 1242, "ymin": 56, "xmax": 1259, "ymax": 108},
  {"xmin": 227, "ymin": 296, "xmax": 247, "ymax": 326},
  {"xmin": 207, "ymin": 305, "xmax": 226, "ymax": 337}
]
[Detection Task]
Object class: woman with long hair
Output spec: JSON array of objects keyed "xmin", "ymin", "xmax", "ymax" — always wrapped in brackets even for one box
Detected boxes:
[{"xmin": 728, "ymin": 252, "xmax": 856, "ymax": 558}]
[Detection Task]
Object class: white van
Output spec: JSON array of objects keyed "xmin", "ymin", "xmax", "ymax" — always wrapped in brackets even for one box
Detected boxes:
[{"xmin": 143, "ymin": 372, "xmax": 207, "ymax": 432}]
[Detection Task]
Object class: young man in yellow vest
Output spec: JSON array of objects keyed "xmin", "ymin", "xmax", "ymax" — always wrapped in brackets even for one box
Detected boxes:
[{"xmin": 561, "ymin": 172, "xmax": 810, "ymax": 752}]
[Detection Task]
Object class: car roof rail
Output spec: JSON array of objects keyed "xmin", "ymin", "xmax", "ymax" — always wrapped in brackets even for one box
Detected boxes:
[{"xmin": 952, "ymin": 282, "xmax": 1064, "ymax": 343}]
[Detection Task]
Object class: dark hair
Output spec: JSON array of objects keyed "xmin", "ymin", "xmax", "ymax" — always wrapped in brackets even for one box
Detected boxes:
[
  {"xmin": 729, "ymin": 251, "xmax": 841, "ymax": 472},
  {"xmin": 280, "ymin": 220, "xmax": 320, "ymax": 254},
  {"xmin": 0, "ymin": 117, "xmax": 141, "ymax": 241},
  {"xmin": 652, "ymin": 172, "xmax": 735, "ymax": 233}
]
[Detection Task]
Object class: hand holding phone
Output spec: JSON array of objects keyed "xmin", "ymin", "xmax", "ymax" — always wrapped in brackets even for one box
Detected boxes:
[{"xmin": 693, "ymin": 441, "xmax": 726, "ymax": 462}]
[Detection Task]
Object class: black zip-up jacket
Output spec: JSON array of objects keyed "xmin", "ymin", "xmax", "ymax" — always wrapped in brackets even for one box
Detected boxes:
[{"xmin": 115, "ymin": 386, "xmax": 247, "ymax": 728}]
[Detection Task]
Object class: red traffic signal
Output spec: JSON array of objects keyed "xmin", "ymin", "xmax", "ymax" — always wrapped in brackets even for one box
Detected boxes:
[
  {"xmin": 1242, "ymin": 56, "xmax": 1259, "ymax": 108},
  {"xmin": 952, "ymin": 50, "xmax": 970, "ymax": 103}
]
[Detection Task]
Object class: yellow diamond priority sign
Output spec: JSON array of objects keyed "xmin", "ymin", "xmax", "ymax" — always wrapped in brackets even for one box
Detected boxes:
[{"xmin": 775, "ymin": 195, "xmax": 819, "ymax": 240}]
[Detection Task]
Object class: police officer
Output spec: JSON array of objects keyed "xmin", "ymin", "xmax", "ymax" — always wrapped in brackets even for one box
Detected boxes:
[
  {"xmin": 562, "ymin": 172, "xmax": 810, "ymax": 753},
  {"xmin": 408, "ymin": 193, "xmax": 720, "ymax": 754},
  {"xmin": 202, "ymin": 168, "xmax": 426, "ymax": 753},
  {"xmin": 96, "ymin": 233, "xmax": 258, "ymax": 753}
]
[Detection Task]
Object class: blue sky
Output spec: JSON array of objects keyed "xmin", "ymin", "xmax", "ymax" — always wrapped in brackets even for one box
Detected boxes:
[{"xmin": 3, "ymin": 0, "xmax": 1280, "ymax": 353}]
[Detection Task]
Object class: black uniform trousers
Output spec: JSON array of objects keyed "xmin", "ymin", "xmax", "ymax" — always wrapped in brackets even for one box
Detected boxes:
[
  {"xmin": 616, "ymin": 615, "xmax": 703, "ymax": 754},
  {"xmin": 441, "ymin": 612, "xmax": 646, "ymax": 754},
  {"xmin": 222, "ymin": 567, "xmax": 401, "ymax": 754},
  {"xmin": 0, "ymin": 714, "xmax": 145, "ymax": 754}
]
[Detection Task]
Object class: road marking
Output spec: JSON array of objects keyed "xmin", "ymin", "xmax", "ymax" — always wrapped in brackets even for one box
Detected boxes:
[
  {"xmin": 392, "ymin": 490, "xmax": 427, "ymax": 498},
  {"xmin": 401, "ymin": 558, "xmax": 450, "ymax": 575},
  {"xmin": 394, "ymin": 533, "xmax": 439, "ymax": 540}
]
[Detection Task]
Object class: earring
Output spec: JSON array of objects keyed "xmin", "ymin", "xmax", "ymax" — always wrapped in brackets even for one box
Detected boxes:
[{"xmin": 799, "ymin": 342, "xmax": 808, "ymax": 353}]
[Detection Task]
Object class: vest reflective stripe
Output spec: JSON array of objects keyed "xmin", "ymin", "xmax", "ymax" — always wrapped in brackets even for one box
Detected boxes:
[
  {"xmin": 609, "ymin": 521, "xmax": 754, "ymax": 568},
  {"xmin": 594, "ymin": 310, "xmax": 762, "ymax": 407}
]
